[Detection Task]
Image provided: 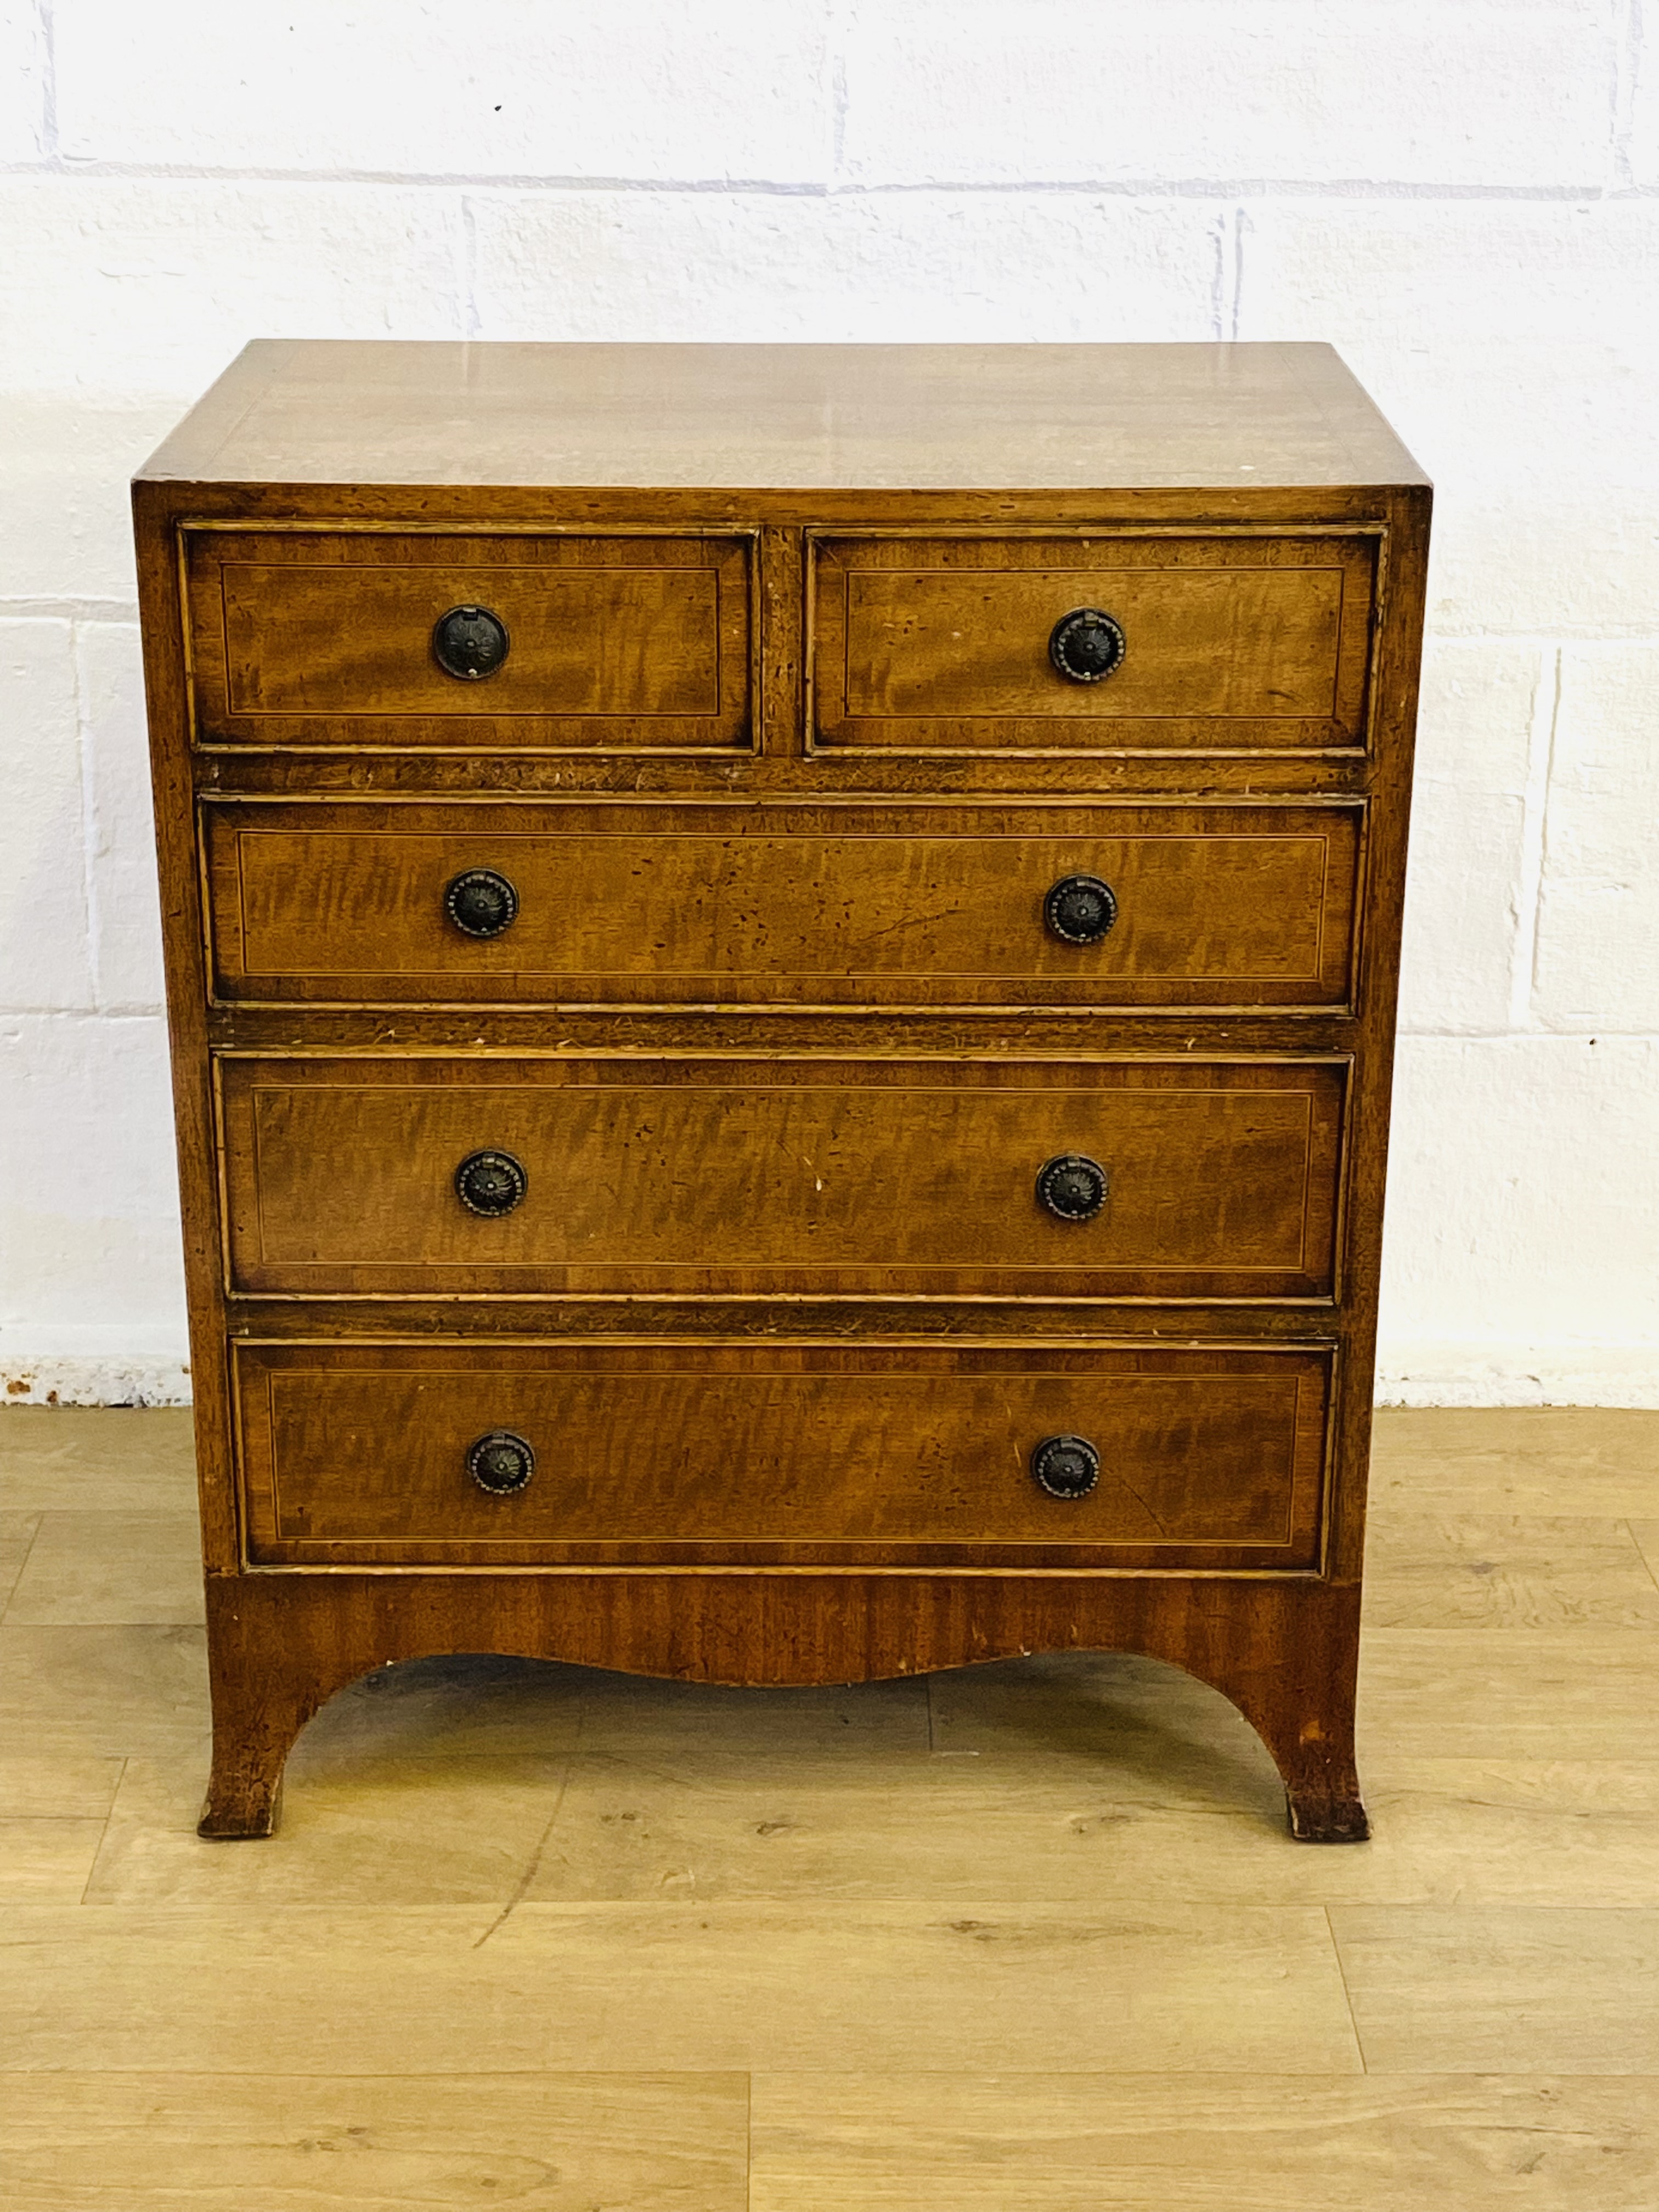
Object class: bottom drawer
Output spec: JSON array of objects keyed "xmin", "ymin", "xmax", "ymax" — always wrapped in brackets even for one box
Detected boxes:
[{"xmin": 234, "ymin": 1339, "xmax": 1331, "ymax": 1572}]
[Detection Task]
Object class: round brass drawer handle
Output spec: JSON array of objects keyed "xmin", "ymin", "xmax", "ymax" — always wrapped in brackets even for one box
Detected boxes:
[
  {"xmin": 1031, "ymin": 1434, "xmax": 1100, "ymax": 1500},
  {"xmin": 467, "ymin": 1429, "xmax": 535, "ymax": 1495},
  {"xmin": 1044, "ymin": 873, "xmax": 1117, "ymax": 945},
  {"xmin": 1048, "ymin": 607, "xmax": 1125, "ymax": 684},
  {"xmin": 1036, "ymin": 1153, "xmax": 1108, "ymax": 1222},
  {"xmin": 454, "ymin": 1149, "xmax": 528, "ymax": 1218},
  {"xmin": 433, "ymin": 603, "xmax": 510, "ymax": 681},
  {"xmin": 445, "ymin": 867, "xmax": 519, "ymax": 940}
]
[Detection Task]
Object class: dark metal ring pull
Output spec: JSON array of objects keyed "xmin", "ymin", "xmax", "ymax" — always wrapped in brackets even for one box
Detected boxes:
[
  {"xmin": 454, "ymin": 1148, "xmax": 528, "ymax": 1218},
  {"xmin": 433, "ymin": 603, "xmax": 510, "ymax": 681},
  {"xmin": 1048, "ymin": 607, "xmax": 1126, "ymax": 684},
  {"xmin": 444, "ymin": 867, "xmax": 520, "ymax": 939},
  {"xmin": 467, "ymin": 1429, "xmax": 535, "ymax": 1496},
  {"xmin": 1044, "ymin": 873, "xmax": 1118, "ymax": 945},
  {"xmin": 1031, "ymin": 1434, "xmax": 1101, "ymax": 1500},
  {"xmin": 1036, "ymin": 1153, "xmax": 1108, "ymax": 1222}
]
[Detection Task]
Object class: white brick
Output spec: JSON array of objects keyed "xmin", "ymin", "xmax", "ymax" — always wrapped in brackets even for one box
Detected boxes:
[
  {"xmin": 0, "ymin": 620, "xmax": 93, "ymax": 1012},
  {"xmin": 1412, "ymin": 637, "xmax": 1540, "ymax": 794},
  {"xmin": 1397, "ymin": 641, "xmax": 1542, "ymax": 1035},
  {"xmin": 1235, "ymin": 204, "xmax": 1659, "ymax": 636},
  {"xmin": 1364, "ymin": 348, "xmax": 1659, "ymax": 640},
  {"xmin": 839, "ymin": 0, "xmax": 1616, "ymax": 188},
  {"xmin": 0, "ymin": 398, "xmax": 183, "ymax": 604},
  {"xmin": 0, "ymin": 1014, "xmax": 185, "ymax": 1334},
  {"xmin": 1238, "ymin": 199, "xmax": 1659, "ymax": 351},
  {"xmin": 0, "ymin": 0, "xmax": 47, "ymax": 159},
  {"xmin": 1382, "ymin": 343, "xmax": 1659, "ymax": 639},
  {"xmin": 472, "ymin": 191, "xmax": 1221, "ymax": 343},
  {"xmin": 1532, "ymin": 645, "xmax": 1659, "ymax": 1032},
  {"xmin": 1398, "ymin": 786, "xmax": 1530, "ymax": 1035},
  {"xmin": 1423, "ymin": 463, "xmax": 1659, "ymax": 644},
  {"xmin": 1628, "ymin": 20, "xmax": 1659, "ymax": 187},
  {"xmin": 77, "ymin": 623, "xmax": 165, "ymax": 1012},
  {"xmin": 0, "ymin": 178, "xmax": 464, "ymax": 400},
  {"xmin": 1381, "ymin": 1036, "xmax": 1659, "ymax": 1353},
  {"xmin": 53, "ymin": 0, "xmax": 833, "ymax": 181}
]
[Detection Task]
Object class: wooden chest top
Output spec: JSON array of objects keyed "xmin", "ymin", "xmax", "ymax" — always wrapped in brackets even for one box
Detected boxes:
[{"xmin": 136, "ymin": 339, "xmax": 1427, "ymax": 493}]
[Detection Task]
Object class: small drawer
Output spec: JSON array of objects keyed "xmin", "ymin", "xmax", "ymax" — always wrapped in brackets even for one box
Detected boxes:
[
  {"xmin": 216, "ymin": 1054, "xmax": 1345, "ymax": 1301},
  {"xmin": 233, "ymin": 1338, "xmax": 1333, "ymax": 1570},
  {"xmin": 201, "ymin": 799, "xmax": 1363, "ymax": 1012},
  {"xmin": 810, "ymin": 533, "xmax": 1375, "ymax": 751},
  {"xmin": 183, "ymin": 529, "xmax": 753, "ymax": 750}
]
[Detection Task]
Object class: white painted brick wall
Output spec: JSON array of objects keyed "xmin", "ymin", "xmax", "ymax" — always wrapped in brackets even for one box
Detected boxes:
[
  {"xmin": 1233, "ymin": 204, "xmax": 1659, "ymax": 635},
  {"xmin": 0, "ymin": 1, "xmax": 47, "ymax": 162},
  {"xmin": 469, "ymin": 192, "xmax": 1223, "ymax": 342},
  {"xmin": 76, "ymin": 620, "xmax": 165, "ymax": 1011},
  {"xmin": 0, "ymin": 178, "xmax": 467, "ymax": 393},
  {"xmin": 836, "ymin": 2, "xmax": 1620, "ymax": 190},
  {"xmin": 1395, "ymin": 641, "xmax": 1541, "ymax": 1038},
  {"xmin": 2, "ymin": 0, "xmax": 1655, "ymax": 1405},
  {"xmin": 0, "ymin": 1015, "xmax": 187, "ymax": 1380},
  {"xmin": 1381, "ymin": 1036, "xmax": 1659, "ymax": 1403},
  {"xmin": 1533, "ymin": 647, "xmax": 1659, "ymax": 1033},
  {"xmin": 51, "ymin": 2, "xmax": 839, "ymax": 182},
  {"xmin": 1, "ymin": 620, "xmax": 93, "ymax": 1012}
]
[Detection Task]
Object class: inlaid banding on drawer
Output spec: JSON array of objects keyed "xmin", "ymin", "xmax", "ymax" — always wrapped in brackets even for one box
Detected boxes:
[
  {"xmin": 183, "ymin": 529, "xmax": 754, "ymax": 750},
  {"xmin": 216, "ymin": 1054, "xmax": 1346, "ymax": 1301},
  {"xmin": 810, "ymin": 533, "xmax": 1376, "ymax": 751},
  {"xmin": 233, "ymin": 1338, "xmax": 1333, "ymax": 1571},
  {"xmin": 201, "ymin": 800, "xmax": 1363, "ymax": 1011}
]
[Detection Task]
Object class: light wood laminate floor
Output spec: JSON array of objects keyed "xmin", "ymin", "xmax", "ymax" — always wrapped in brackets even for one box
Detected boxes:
[{"xmin": 2, "ymin": 1406, "xmax": 1657, "ymax": 2208}]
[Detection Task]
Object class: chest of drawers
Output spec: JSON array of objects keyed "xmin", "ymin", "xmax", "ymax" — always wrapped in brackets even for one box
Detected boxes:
[{"xmin": 134, "ymin": 341, "xmax": 1428, "ymax": 1842}]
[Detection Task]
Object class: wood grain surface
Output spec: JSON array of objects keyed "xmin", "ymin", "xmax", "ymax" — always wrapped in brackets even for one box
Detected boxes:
[
  {"xmin": 185, "ymin": 528, "xmax": 754, "ymax": 750},
  {"xmin": 137, "ymin": 340, "xmax": 1430, "ymax": 489},
  {"xmin": 186, "ymin": 1567, "xmax": 1368, "ymax": 1841},
  {"xmin": 201, "ymin": 798, "xmax": 1363, "ymax": 1011},
  {"xmin": 811, "ymin": 531, "xmax": 1375, "ymax": 750},
  {"xmin": 216, "ymin": 1052, "xmax": 1346, "ymax": 1300},
  {"xmin": 232, "ymin": 1336, "xmax": 1332, "ymax": 1569}
]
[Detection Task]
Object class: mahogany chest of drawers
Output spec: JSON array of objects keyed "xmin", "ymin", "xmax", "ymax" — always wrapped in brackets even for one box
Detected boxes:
[{"xmin": 134, "ymin": 341, "xmax": 1429, "ymax": 1841}]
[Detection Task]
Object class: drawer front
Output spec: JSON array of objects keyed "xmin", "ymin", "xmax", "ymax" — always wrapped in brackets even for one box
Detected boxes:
[
  {"xmin": 810, "ymin": 534, "xmax": 1375, "ymax": 750},
  {"xmin": 217, "ymin": 1056, "xmax": 1345, "ymax": 1300},
  {"xmin": 202, "ymin": 801, "xmax": 1362, "ymax": 1012},
  {"xmin": 234, "ymin": 1338, "xmax": 1333, "ymax": 1570},
  {"xmin": 184, "ymin": 531, "xmax": 753, "ymax": 749}
]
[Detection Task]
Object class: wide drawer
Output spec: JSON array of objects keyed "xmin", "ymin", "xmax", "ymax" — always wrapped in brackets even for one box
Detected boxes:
[
  {"xmin": 201, "ymin": 799, "xmax": 1363, "ymax": 1011},
  {"xmin": 233, "ymin": 1338, "xmax": 1333, "ymax": 1570},
  {"xmin": 216, "ymin": 1054, "xmax": 1345, "ymax": 1300},
  {"xmin": 183, "ymin": 529, "xmax": 753, "ymax": 749},
  {"xmin": 810, "ymin": 533, "xmax": 1375, "ymax": 750}
]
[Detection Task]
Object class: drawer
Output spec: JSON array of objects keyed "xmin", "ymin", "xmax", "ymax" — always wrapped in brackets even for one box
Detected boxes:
[
  {"xmin": 233, "ymin": 1338, "xmax": 1333, "ymax": 1570},
  {"xmin": 217, "ymin": 1054, "xmax": 1345, "ymax": 1300},
  {"xmin": 810, "ymin": 533, "xmax": 1375, "ymax": 751},
  {"xmin": 183, "ymin": 529, "xmax": 753, "ymax": 749},
  {"xmin": 201, "ymin": 799, "xmax": 1363, "ymax": 1012}
]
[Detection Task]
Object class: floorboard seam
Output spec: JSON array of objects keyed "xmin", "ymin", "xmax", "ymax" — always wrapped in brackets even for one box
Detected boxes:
[
  {"xmin": 471, "ymin": 1708, "xmax": 586, "ymax": 1947},
  {"xmin": 0, "ymin": 1512, "xmax": 43, "ymax": 1622},
  {"xmin": 1624, "ymin": 1518, "xmax": 1659, "ymax": 1598},
  {"xmin": 77, "ymin": 1756, "xmax": 127, "ymax": 1905},
  {"xmin": 1323, "ymin": 1904, "xmax": 1369, "ymax": 2075}
]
